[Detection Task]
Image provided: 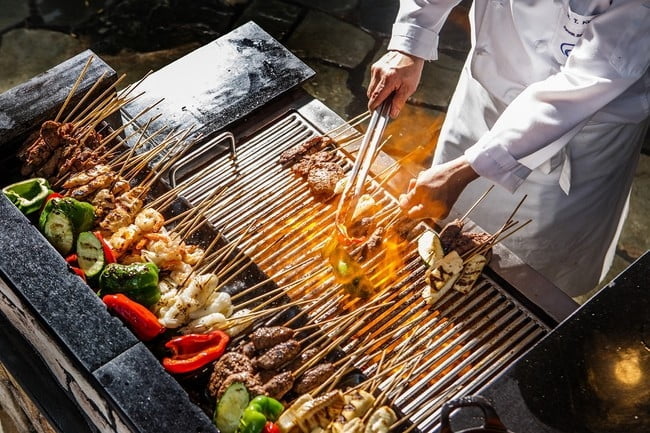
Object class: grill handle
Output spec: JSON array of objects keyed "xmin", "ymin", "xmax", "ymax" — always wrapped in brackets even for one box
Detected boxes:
[
  {"xmin": 440, "ymin": 395, "xmax": 510, "ymax": 433},
  {"xmin": 168, "ymin": 131, "xmax": 236, "ymax": 187}
]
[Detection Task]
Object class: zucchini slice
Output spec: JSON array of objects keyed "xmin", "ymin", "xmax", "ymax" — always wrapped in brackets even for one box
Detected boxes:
[
  {"xmin": 214, "ymin": 382, "xmax": 249, "ymax": 433},
  {"xmin": 42, "ymin": 209, "xmax": 74, "ymax": 255},
  {"xmin": 76, "ymin": 231, "xmax": 106, "ymax": 278}
]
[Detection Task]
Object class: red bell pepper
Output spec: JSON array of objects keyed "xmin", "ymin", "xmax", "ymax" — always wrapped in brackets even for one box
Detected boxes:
[
  {"xmin": 162, "ymin": 330, "xmax": 230, "ymax": 374},
  {"xmin": 93, "ymin": 231, "xmax": 116, "ymax": 264},
  {"xmin": 40, "ymin": 192, "xmax": 63, "ymax": 211},
  {"xmin": 65, "ymin": 253, "xmax": 79, "ymax": 265},
  {"xmin": 70, "ymin": 266, "xmax": 86, "ymax": 282},
  {"xmin": 262, "ymin": 422, "xmax": 280, "ymax": 433},
  {"xmin": 102, "ymin": 293, "xmax": 165, "ymax": 341}
]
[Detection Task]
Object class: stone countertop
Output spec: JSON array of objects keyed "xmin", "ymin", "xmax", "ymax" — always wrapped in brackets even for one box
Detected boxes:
[{"xmin": 446, "ymin": 251, "xmax": 650, "ymax": 433}]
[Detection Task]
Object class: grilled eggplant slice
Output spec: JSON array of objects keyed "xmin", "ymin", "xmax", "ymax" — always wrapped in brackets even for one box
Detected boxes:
[
  {"xmin": 453, "ymin": 254, "xmax": 487, "ymax": 294},
  {"xmin": 422, "ymin": 250, "xmax": 463, "ymax": 305}
]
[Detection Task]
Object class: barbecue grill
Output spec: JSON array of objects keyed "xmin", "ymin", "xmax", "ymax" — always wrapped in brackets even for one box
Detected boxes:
[{"xmin": 0, "ymin": 22, "xmax": 577, "ymax": 433}]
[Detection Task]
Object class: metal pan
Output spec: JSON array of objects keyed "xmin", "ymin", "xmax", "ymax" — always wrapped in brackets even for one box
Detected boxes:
[{"xmin": 440, "ymin": 395, "xmax": 511, "ymax": 433}]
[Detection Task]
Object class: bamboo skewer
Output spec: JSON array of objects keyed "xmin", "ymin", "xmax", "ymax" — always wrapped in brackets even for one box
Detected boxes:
[
  {"xmin": 55, "ymin": 56, "xmax": 94, "ymax": 122},
  {"xmin": 69, "ymin": 73, "xmax": 128, "ymax": 125}
]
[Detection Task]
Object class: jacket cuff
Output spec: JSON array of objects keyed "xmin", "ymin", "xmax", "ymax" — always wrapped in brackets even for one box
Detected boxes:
[
  {"xmin": 464, "ymin": 142, "xmax": 531, "ymax": 193},
  {"xmin": 388, "ymin": 23, "xmax": 439, "ymax": 61}
]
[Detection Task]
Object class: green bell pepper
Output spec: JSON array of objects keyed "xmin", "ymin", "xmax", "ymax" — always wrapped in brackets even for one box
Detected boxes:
[
  {"xmin": 238, "ymin": 408, "xmax": 267, "ymax": 433},
  {"xmin": 247, "ymin": 396, "xmax": 284, "ymax": 421},
  {"xmin": 99, "ymin": 262, "xmax": 161, "ymax": 307},
  {"xmin": 2, "ymin": 178, "xmax": 52, "ymax": 215}
]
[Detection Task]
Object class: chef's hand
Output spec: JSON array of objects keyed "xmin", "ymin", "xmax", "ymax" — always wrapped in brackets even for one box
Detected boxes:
[
  {"xmin": 367, "ymin": 51, "xmax": 424, "ymax": 118},
  {"xmin": 399, "ymin": 156, "xmax": 479, "ymax": 220}
]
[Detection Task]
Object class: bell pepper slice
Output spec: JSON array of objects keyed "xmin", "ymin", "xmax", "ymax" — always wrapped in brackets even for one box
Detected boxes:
[
  {"xmin": 98, "ymin": 262, "xmax": 160, "ymax": 307},
  {"xmin": 65, "ymin": 253, "xmax": 79, "ymax": 265},
  {"xmin": 247, "ymin": 396, "xmax": 284, "ymax": 421},
  {"xmin": 103, "ymin": 293, "xmax": 165, "ymax": 341},
  {"xmin": 93, "ymin": 231, "xmax": 116, "ymax": 264},
  {"xmin": 162, "ymin": 330, "xmax": 230, "ymax": 374},
  {"xmin": 2, "ymin": 177, "xmax": 52, "ymax": 215},
  {"xmin": 262, "ymin": 421, "xmax": 280, "ymax": 433},
  {"xmin": 238, "ymin": 409, "xmax": 267, "ymax": 433},
  {"xmin": 70, "ymin": 266, "xmax": 86, "ymax": 282}
]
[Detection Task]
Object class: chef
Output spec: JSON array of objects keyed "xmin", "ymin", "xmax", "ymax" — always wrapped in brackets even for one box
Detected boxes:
[{"xmin": 367, "ymin": 0, "xmax": 649, "ymax": 297}]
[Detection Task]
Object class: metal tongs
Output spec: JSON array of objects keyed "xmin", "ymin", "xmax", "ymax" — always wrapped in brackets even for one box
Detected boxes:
[{"xmin": 335, "ymin": 100, "xmax": 391, "ymax": 231}]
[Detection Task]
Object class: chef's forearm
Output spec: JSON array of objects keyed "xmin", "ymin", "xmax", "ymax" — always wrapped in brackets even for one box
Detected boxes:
[{"xmin": 388, "ymin": 0, "xmax": 465, "ymax": 61}]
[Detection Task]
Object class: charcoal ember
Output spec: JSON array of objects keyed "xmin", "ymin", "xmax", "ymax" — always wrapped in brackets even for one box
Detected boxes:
[
  {"xmin": 255, "ymin": 339, "xmax": 301, "ymax": 370},
  {"xmin": 251, "ymin": 326, "xmax": 295, "ymax": 351}
]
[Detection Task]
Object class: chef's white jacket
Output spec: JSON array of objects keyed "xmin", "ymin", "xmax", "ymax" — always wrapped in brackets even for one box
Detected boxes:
[
  {"xmin": 387, "ymin": 0, "xmax": 650, "ymax": 295},
  {"xmin": 389, "ymin": 0, "xmax": 649, "ymax": 193}
]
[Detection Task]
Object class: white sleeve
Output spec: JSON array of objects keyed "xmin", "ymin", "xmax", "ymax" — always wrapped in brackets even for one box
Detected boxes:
[
  {"xmin": 388, "ymin": 0, "xmax": 464, "ymax": 61},
  {"xmin": 464, "ymin": 0, "xmax": 650, "ymax": 193}
]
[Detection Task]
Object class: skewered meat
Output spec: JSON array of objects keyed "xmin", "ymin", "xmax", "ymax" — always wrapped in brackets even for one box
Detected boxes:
[
  {"xmin": 19, "ymin": 121, "xmax": 104, "ymax": 181},
  {"xmin": 63, "ymin": 165, "xmax": 115, "ymax": 201},
  {"xmin": 262, "ymin": 371, "xmax": 295, "ymax": 400},
  {"xmin": 255, "ymin": 339, "xmax": 301, "ymax": 370},
  {"xmin": 217, "ymin": 371, "xmax": 264, "ymax": 400},
  {"xmin": 278, "ymin": 135, "xmax": 334, "ymax": 167},
  {"xmin": 18, "ymin": 121, "xmax": 66, "ymax": 173},
  {"xmin": 393, "ymin": 216, "xmax": 420, "ymax": 240},
  {"xmin": 238, "ymin": 341, "xmax": 257, "ymax": 358},
  {"xmin": 99, "ymin": 186, "xmax": 145, "ymax": 233},
  {"xmin": 142, "ymin": 230, "xmax": 204, "ymax": 271},
  {"xmin": 307, "ymin": 162, "xmax": 345, "ymax": 202},
  {"xmin": 293, "ymin": 362, "xmax": 335, "ymax": 394},
  {"xmin": 364, "ymin": 226, "xmax": 384, "ymax": 251},
  {"xmin": 439, "ymin": 219, "xmax": 463, "ymax": 251},
  {"xmin": 291, "ymin": 151, "xmax": 336, "ymax": 178},
  {"xmin": 37, "ymin": 147, "xmax": 64, "ymax": 179},
  {"xmin": 208, "ymin": 352, "xmax": 255, "ymax": 397},
  {"xmin": 348, "ymin": 217, "xmax": 375, "ymax": 239},
  {"xmin": 251, "ymin": 326, "xmax": 295, "ymax": 351},
  {"xmin": 286, "ymin": 347, "xmax": 320, "ymax": 372},
  {"xmin": 439, "ymin": 219, "xmax": 491, "ymax": 257}
]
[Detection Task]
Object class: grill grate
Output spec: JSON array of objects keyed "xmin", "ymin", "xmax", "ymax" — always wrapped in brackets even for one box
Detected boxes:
[{"xmin": 172, "ymin": 111, "xmax": 548, "ymax": 431}]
